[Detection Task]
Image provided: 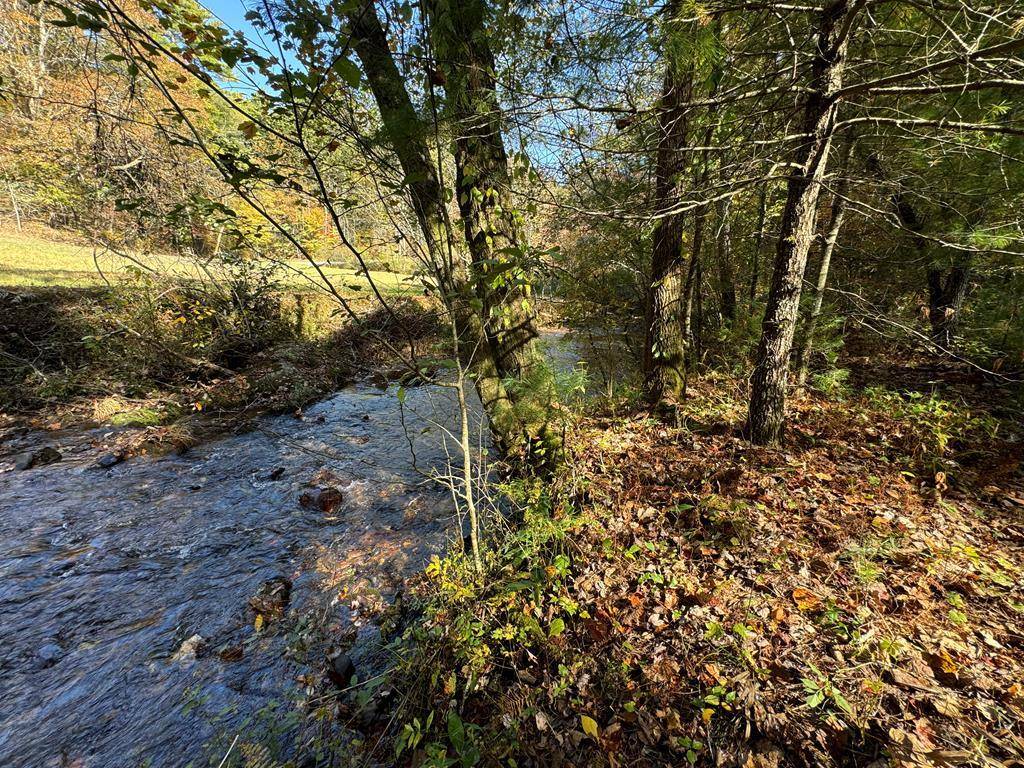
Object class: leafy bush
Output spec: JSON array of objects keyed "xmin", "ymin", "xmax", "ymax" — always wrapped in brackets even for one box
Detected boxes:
[{"xmin": 863, "ymin": 387, "xmax": 1000, "ymax": 468}]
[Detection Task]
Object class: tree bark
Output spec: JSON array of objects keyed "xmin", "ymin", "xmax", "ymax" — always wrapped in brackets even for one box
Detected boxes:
[
  {"xmin": 643, "ymin": 6, "xmax": 695, "ymax": 405},
  {"xmin": 715, "ymin": 196, "xmax": 736, "ymax": 325},
  {"xmin": 748, "ymin": 0, "xmax": 863, "ymax": 445}
]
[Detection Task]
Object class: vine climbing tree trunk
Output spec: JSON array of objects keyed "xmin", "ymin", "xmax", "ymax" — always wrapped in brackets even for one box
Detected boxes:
[
  {"xmin": 425, "ymin": 0, "xmax": 540, "ymax": 381},
  {"xmin": 748, "ymin": 0, "xmax": 864, "ymax": 445}
]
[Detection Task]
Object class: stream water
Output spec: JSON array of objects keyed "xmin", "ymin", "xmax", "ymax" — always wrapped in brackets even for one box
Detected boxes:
[{"xmin": 0, "ymin": 376, "xmax": 494, "ymax": 768}]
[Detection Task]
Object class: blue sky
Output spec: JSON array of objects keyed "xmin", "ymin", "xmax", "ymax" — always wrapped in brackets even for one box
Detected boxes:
[
  {"xmin": 201, "ymin": 0, "xmax": 255, "ymax": 37},
  {"xmin": 199, "ymin": 0, "xmax": 277, "ymax": 92}
]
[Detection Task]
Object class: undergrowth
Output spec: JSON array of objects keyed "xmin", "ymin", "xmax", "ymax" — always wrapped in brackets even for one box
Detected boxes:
[
  {"xmin": 385, "ymin": 372, "xmax": 1024, "ymax": 768},
  {"xmin": 0, "ymin": 279, "xmax": 440, "ymax": 443}
]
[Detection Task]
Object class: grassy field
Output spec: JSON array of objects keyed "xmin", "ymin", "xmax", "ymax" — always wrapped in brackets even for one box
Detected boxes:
[{"xmin": 0, "ymin": 229, "xmax": 414, "ymax": 294}]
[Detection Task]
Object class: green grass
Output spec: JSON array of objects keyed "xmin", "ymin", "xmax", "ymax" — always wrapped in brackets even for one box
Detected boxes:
[{"xmin": 0, "ymin": 230, "xmax": 414, "ymax": 294}]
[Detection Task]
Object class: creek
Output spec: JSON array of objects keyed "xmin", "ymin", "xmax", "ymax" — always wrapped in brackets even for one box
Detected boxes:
[{"xmin": 0, "ymin": 377, "xmax": 489, "ymax": 768}]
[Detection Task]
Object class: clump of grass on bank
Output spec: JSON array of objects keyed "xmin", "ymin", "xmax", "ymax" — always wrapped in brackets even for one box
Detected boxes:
[{"xmin": 388, "ymin": 376, "xmax": 1024, "ymax": 767}]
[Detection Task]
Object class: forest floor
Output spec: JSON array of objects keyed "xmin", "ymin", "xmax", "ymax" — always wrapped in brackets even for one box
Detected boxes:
[{"xmin": 395, "ymin": 346, "xmax": 1024, "ymax": 767}]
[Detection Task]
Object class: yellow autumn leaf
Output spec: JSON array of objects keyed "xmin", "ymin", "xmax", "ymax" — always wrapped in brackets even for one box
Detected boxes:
[
  {"xmin": 581, "ymin": 715, "xmax": 599, "ymax": 739},
  {"xmin": 425, "ymin": 556, "xmax": 442, "ymax": 578},
  {"xmin": 254, "ymin": 614, "xmax": 264, "ymax": 632}
]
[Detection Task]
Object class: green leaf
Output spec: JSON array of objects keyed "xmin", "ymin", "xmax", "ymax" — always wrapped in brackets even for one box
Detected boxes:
[
  {"xmin": 334, "ymin": 57, "xmax": 361, "ymax": 88},
  {"xmin": 580, "ymin": 715, "xmax": 599, "ymax": 739},
  {"xmin": 447, "ymin": 711, "xmax": 466, "ymax": 752}
]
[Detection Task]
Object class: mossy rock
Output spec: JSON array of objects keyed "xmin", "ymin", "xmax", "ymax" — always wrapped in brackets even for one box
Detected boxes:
[{"xmin": 108, "ymin": 403, "xmax": 182, "ymax": 427}]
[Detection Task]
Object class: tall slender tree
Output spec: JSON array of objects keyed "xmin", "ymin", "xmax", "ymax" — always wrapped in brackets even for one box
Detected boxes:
[{"xmin": 748, "ymin": 0, "xmax": 864, "ymax": 445}]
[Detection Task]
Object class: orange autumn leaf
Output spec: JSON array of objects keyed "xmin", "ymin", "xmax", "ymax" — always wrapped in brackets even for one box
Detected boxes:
[{"xmin": 791, "ymin": 587, "xmax": 823, "ymax": 612}]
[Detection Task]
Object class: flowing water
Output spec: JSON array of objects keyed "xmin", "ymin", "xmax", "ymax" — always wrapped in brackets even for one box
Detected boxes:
[{"xmin": 0, "ymin": 378, "xmax": 492, "ymax": 768}]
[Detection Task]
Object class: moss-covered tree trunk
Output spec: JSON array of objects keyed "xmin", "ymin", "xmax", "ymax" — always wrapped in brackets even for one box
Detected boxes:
[
  {"xmin": 643, "ymin": 9, "xmax": 695, "ymax": 405},
  {"xmin": 424, "ymin": 0, "xmax": 539, "ymax": 380},
  {"xmin": 347, "ymin": 0, "xmax": 545, "ymax": 459}
]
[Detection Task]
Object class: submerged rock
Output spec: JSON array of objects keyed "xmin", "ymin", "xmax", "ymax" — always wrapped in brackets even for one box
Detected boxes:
[
  {"xmin": 218, "ymin": 644, "xmax": 244, "ymax": 662},
  {"xmin": 16, "ymin": 447, "xmax": 62, "ymax": 470},
  {"xmin": 171, "ymin": 634, "xmax": 206, "ymax": 663},
  {"xmin": 95, "ymin": 452, "xmax": 124, "ymax": 469},
  {"xmin": 249, "ymin": 576, "xmax": 292, "ymax": 620},
  {"xmin": 36, "ymin": 643, "xmax": 63, "ymax": 669},
  {"xmin": 298, "ymin": 487, "xmax": 343, "ymax": 515},
  {"xmin": 326, "ymin": 650, "xmax": 354, "ymax": 689}
]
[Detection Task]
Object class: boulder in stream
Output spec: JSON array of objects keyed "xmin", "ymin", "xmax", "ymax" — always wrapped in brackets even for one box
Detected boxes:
[
  {"xmin": 249, "ymin": 576, "xmax": 292, "ymax": 621},
  {"xmin": 326, "ymin": 649, "xmax": 355, "ymax": 689},
  {"xmin": 16, "ymin": 446, "xmax": 62, "ymax": 470},
  {"xmin": 171, "ymin": 634, "xmax": 207, "ymax": 663}
]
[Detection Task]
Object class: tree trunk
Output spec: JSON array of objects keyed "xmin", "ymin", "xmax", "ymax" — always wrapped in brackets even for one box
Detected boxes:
[
  {"xmin": 347, "ymin": 1, "xmax": 451, "ymax": 280},
  {"xmin": 425, "ymin": 0, "xmax": 540, "ymax": 382},
  {"xmin": 748, "ymin": 185, "xmax": 768, "ymax": 302},
  {"xmin": 865, "ymin": 152, "xmax": 973, "ymax": 354},
  {"xmin": 683, "ymin": 205, "xmax": 706, "ymax": 353},
  {"xmin": 795, "ymin": 138, "xmax": 853, "ymax": 387},
  {"xmin": 748, "ymin": 0, "xmax": 862, "ymax": 445},
  {"xmin": 682, "ymin": 117, "xmax": 717, "ymax": 361},
  {"xmin": 927, "ymin": 265, "xmax": 970, "ymax": 348},
  {"xmin": 715, "ymin": 196, "xmax": 736, "ymax": 325},
  {"xmin": 347, "ymin": 0, "xmax": 543, "ymax": 459},
  {"xmin": 643, "ymin": 7, "xmax": 695, "ymax": 405},
  {"xmin": 795, "ymin": 188, "xmax": 847, "ymax": 387}
]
